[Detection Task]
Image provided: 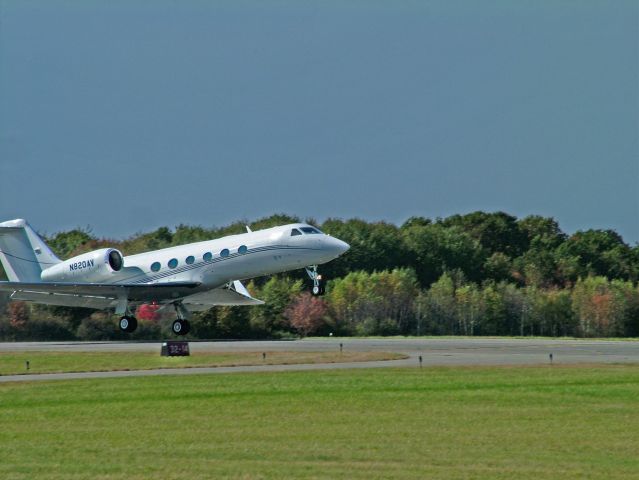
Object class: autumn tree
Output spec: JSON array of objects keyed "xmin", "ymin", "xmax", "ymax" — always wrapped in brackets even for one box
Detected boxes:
[
  {"xmin": 454, "ymin": 283, "xmax": 483, "ymax": 336},
  {"xmin": 571, "ymin": 277, "xmax": 627, "ymax": 337},
  {"xmin": 284, "ymin": 292, "xmax": 329, "ymax": 337},
  {"xmin": 8, "ymin": 301, "xmax": 29, "ymax": 328},
  {"xmin": 327, "ymin": 268, "xmax": 419, "ymax": 335},
  {"xmin": 249, "ymin": 277, "xmax": 303, "ymax": 336},
  {"xmin": 416, "ymin": 272, "xmax": 456, "ymax": 334}
]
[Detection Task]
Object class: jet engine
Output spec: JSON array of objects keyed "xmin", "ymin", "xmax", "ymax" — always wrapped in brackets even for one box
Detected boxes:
[{"xmin": 40, "ymin": 248, "xmax": 124, "ymax": 283}]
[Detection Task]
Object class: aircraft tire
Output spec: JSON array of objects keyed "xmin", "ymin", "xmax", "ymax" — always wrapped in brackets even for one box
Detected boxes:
[
  {"xmin": 312, "ymin": 285, "xmax": 326, "ymax": 296},
  {"xmin": 127, "ymin": 316, "xmax": 138, "ymax": 333},
  {"xmin": 172, "ymin": 319, "xmax": 190, "ymax": 336},
  {"xmin": 119, "ymin": 316, "xmax": 138, "ymax": 333}
]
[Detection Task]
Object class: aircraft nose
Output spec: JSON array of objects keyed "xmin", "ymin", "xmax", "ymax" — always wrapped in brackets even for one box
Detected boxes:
[
  {"xmin": 337, "ymin": 238, "xmax": 350, "ymax": 254},
  {"xmin": 327, "ymin": 237, "xmax": 350, "ymax": 256}
]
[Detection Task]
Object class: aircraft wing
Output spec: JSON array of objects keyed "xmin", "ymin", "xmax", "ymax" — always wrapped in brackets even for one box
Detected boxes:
[
  {"xmin": 0, "ymin": 280, "xmax": 263, "ymax": 310},
  {"xmin": 0, "ymin": 281, "xmax": 203, "ymax": 309},
  {"xmin": 181, "ymin": 280, "xmax": 264, "ymax": 311}
]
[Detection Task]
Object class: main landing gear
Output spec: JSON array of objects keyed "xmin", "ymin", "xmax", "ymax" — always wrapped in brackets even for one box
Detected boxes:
[
  {"xmin": 119, "ymin": 315, "xmax": 138, "ymax": 333},
  {"xmin": 118, "ymin": 303, "xmax": 191, "ymax": 336},
  {"xmin": 171, "ymin": 302, "xmax": 191, "ymax": 336},
  {"xmin": 116, "ymin": 298, "xmax": 138, "ymax": 333},
  {"xmin": 305, "ymin": 265, "xmax": 326, "ymax": 296}
]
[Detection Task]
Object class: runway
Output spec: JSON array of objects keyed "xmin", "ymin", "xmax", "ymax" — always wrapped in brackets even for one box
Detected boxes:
[{"xmin": 1, "ymin": 337, "xmax": 638, "ymax": 383}]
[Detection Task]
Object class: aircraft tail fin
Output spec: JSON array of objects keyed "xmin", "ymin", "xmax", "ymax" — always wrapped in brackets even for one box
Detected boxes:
[{"xmin": 0, "ymin": 219, "xmax": 61, "ymax": 282}]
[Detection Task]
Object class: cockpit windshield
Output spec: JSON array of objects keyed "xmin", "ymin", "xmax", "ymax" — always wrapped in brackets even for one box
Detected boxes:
[
  {"xmin": 300, "ymin": 227, "xmax": 322, "ymax": 234},
  {"xmin": 290, "ymin": 226, "xmax": 323, "ymax": 236}
]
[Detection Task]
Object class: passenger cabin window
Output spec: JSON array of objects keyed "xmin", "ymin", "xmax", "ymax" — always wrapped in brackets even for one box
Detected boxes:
[
  {"xmin": 186, "ymin": 255, "xmax": 195, "ymax": 265},
  {"xmin": 238, "ymin": 245, "xmax": 248, "ymax": 254},
  {"xmin": 220, "ymin": 248, "xmax": 230, "ymax": 258},
  {"xmin": 291, "ymin": 228, "xmax": 302, "ymax": 236},
  {"xmin": 150, "ymin": 262, "xmax": 161, "ymax": 272},
  {"xmin": 168, "ymin": 258, "xmax": 178, "ymax": 269},
  {"xmin": 203, "ymin": 252, "xmax": 212, "ymax": 262},
  {"xmin": 300, "ymin": 227, "xmax": 321, "ymax": 234}
]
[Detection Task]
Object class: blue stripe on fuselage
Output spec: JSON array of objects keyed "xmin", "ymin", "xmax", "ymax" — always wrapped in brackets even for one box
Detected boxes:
[{"xmin": 113, "ymin": 245, "xmax": 320, "ymax": 285}]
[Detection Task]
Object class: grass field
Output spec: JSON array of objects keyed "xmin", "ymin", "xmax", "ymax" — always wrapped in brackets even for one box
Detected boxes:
[
  {"xmin": 0, "ymin": 351, "xmax": 405, "ymax": 375},
  {"xmin": 1, "ymin": 365, "xmax": 639, "ymax": 479}
]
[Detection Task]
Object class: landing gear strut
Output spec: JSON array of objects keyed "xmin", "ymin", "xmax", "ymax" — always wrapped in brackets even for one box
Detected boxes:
[
  {"xmin": 305, "ymin": 265, "xmax": 325, "ymax": 296},
  {"xmin": 116, "ymin": 298, "xmax": 137, "ymax": 333},
  {"xmin": 119, "ymin": 315, "xmax": 138, "ymax": 333},
  {"xmin": 171, "ymin": 302, "xmax": 191, "ymax": 336}
]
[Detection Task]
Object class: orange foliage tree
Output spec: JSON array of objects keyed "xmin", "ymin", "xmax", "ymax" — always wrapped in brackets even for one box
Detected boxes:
[
  {"xmin": 284, "ymin": 292, "xmax": 328, "ymax": 337},
  {"xmin": 8, "ymin": 301, "xmax": 29, "ymax": 329}
]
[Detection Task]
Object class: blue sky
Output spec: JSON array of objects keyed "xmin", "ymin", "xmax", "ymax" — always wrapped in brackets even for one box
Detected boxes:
[{"xmin": 1, "ymin": 1, "xmax": 637, "ymax": 243}]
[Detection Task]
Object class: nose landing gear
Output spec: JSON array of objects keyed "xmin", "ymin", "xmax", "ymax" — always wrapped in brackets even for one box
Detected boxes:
[{"xmin": 305, "ymin": 265, "xmax": 326, "ymax": 296}]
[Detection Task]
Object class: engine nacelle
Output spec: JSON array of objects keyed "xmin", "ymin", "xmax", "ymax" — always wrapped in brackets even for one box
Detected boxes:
[{"xmin": 41, "ymin": 248, "xmax": 124, "ymax": 283}]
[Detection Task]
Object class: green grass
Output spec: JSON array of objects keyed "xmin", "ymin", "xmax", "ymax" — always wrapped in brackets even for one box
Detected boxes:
[
  {"xmin": 0, "ymin": 351, "xmax": 405, "ymax": 375},
  {"xmin": 1, "ymin": 365, "xmax": 639, "ymax": 479}
]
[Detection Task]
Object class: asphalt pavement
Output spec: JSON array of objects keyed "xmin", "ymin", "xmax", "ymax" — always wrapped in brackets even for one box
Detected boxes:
[{"xmin": 1, "ymin": 337, "xmax": 638, "ymax": 383}]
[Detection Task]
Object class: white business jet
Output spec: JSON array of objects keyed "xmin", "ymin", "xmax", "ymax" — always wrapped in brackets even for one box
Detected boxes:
[{"xmin": 0, "ymin": 219, "xmax": 349, "ymax": 335}]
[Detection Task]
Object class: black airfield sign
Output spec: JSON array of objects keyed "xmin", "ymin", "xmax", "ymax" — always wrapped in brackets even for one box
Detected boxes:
[{"xmin": 161, "ymin": 341, "xmax": 190, "ymax": 356}]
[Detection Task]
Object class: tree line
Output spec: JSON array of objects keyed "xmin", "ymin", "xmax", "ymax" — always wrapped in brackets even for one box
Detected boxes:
[{"xmin": 1, "ymin": 211, "xmax": 638, "ymax": 340}]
